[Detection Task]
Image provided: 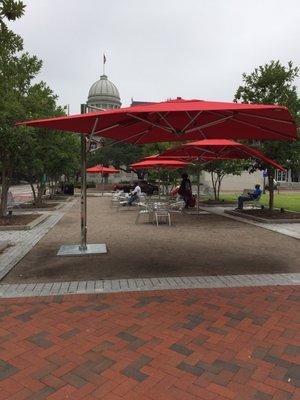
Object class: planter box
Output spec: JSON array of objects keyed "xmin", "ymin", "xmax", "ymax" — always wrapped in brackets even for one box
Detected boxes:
[
  {"xmin": 225, "ymin": 209, "xmax": 300, "ymax": 224},
  {"xmin": 0, "ymin": 213, "xmax": 48, "ymax": 231}
]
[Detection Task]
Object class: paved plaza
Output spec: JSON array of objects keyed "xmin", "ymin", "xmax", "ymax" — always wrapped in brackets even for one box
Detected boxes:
[
  {"xmin": 2, "ymin": 197, "xmax": 300, "ymax": 285},
  {"xmin": 0, "ymin": 192, "xmax": 299, "ymax": 399},
  {"xmin": 0, "ymin": 286, "xmax": 299, "ymax": 400}
]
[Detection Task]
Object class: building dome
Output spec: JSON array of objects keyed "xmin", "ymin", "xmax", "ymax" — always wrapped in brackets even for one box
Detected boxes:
[{"xmin": 87, "ymin": 74, "xmax": 121, "ymax": 110}]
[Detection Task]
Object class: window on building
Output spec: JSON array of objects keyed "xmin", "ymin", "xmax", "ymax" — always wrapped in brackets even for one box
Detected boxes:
[{"xmin": 277, "ymin": 170, "xmax": 287, "ymax": 182}]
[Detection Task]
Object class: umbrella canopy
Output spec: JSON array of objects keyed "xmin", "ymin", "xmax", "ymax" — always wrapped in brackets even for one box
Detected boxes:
[
  {"xmin": 17, "ymin": 98, "xmax": 297, "ymax": 143},
  {"xmin": 86, "ymin": 165, "xmax": 119, "ymax": 174},
  {"xmin": 130, "ymin": 159, "xmax": 191, "ymax": 170},
  {"xmin": 158, "ymin": 139, "xmax": 285, "ymax": 170}
]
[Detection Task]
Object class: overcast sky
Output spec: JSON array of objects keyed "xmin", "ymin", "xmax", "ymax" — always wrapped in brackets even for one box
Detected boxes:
[{"xmin": 9, "ymin": 0, "xmax": 300, "ymax": 114}]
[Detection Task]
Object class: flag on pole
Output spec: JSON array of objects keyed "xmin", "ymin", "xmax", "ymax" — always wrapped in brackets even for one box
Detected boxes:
[{"xmin": 103, "ymin": 53, "xmax": 106, "ymax": 64}]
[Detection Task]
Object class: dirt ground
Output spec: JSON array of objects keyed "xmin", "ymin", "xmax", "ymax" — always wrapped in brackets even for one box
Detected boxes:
[{"xmin": 2, "ymin": 197, "xmax": 300, "ymax": 283}]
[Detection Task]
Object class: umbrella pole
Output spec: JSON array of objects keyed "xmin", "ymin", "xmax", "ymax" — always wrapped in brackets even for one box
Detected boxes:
[
  {"xmin": 79, "ymin": 134, "xmax": 87, "ymax": 250},
  {"xmin": 197, "ymin": 165, "xmax": 200, "ymax": 215},
  {"xmin": 158, "ymin": 168, "xmax": 161, "ymax": 199},
  {"xmin": 57, "ymin": 107, "xmax": 107, "ymax": 256},
  {"xmin": 101, "ymin": 173, "xmax": 104, "ymax": 197}
]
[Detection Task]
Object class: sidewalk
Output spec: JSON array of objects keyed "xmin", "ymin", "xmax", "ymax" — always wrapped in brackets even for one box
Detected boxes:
[
  {"xmin": 0, "ymin": 200, "xmax": 75, "ymax": 280},
  {"xmin": 0, "ymin": 286, "xmax": 299, "ymax": 399},
  {"xmin": 198, "ymin": 205, "xmax": 300, "ymax": 240}
]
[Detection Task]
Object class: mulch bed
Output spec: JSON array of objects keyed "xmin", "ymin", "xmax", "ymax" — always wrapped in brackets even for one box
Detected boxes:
[
  {"xmin": 240, "ymin": 209, "xmax": 300, "ymax": 219},
  {"xmin": 0, "ymin": 214, "xmax": 41, "ymax": 226},
  {"xmin": 14, "ymin": 202, "xmax": 59, "ymax": 209},
  {"xmin": 200, "ymin": 199, "xmax": 235, "ymax": 205}
]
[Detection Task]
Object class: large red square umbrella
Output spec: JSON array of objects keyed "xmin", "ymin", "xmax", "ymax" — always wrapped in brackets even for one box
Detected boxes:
[
  {"xmin": 157, "ymin": 139, "xmax": 285, "ymax": 170},
  {"xmin": 157, "ymin": 139, "xmax": 285, "ymax": 214},
  {"xmin": 16, "ymin": 98, "xmax": 297, "ymax": 255},
  {"xmin": 17, "ymin": 97, "xmax": 297, "ymax": 142}
]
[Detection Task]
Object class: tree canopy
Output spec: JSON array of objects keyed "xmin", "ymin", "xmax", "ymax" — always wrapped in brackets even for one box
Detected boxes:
[
  {"xmin": 0, "ymin": 1, "xmax": 80, "ymax": 213},
  {"xmin": 234, "ymin": 60, "xmax": 300, "ymax": 209}
]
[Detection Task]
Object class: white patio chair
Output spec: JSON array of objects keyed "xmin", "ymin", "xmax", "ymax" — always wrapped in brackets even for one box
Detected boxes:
[
  {"xmin": 153, "ymin": 202, "xmax": 171, "ymax": 227},
  {"xmin": 135, "ymin": 202, "xmax": 154, "ymax": 224},
  {"xmin": 169, "ymin": 200, "xmax": 185, "ymax": 214},
  {"xmin": 110, "ymin": 190, "xmax": 124, "ymax": 208}
]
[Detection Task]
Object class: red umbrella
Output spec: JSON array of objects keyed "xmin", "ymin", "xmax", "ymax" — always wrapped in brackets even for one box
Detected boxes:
[
  {"xmin": 130, "ymin": 159, "xmax": 191, "ymax": 198},
  {"xmin": 130, "ymin": 159, "xmax": 190, "ymax": 170},
  {"xmin": 87, "ymin": 165, "xmax": 120, "ymax": 196},
  {"xmin": 87, "ymin": 165, "xmax": 119, "ymax": 174},
  {"xmin": 158, "ymin": 139, "xmax": 285, "ymax": 171},
  {"xmin": 158, "ymin": 139, "xmax": 285, "ymax": 214},
  {"xmin": 17, "ymin": 98, "xmax": 297, "ymax": 142},
  {"xmin": 16, "ymin": 98, "xmax": 296, "ymax": 254}
]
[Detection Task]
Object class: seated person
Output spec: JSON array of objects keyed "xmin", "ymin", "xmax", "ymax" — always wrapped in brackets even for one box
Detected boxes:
[
  {"xmin": 237, "ymin": 184, "xmax": 262, "ymax": 210},
  {"xmin": 170, "ymin": 185, "xmax": 180, "ymax": 198},
  {"xmin": 124, "ymin": 182, "xmax": 141, "ymax": 206}
]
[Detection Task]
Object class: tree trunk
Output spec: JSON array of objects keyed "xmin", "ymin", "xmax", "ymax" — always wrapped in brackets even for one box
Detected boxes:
[
  {"xmin": 35, "ymin": 181, "xmax": 45, "ymax": 207},
  {"xmin": 29, "ymin": 181, "xmax": 37, "ymax": 205},
  {"xmin": 1, "ymin": 170, "xmax": 9, "ymax": 217},
  {"xmin": 268, "ymin": 168, "xmax": 275, "ymax": 211},
  {"xmin": 216, "ymin": 174, "xmax": 225, "ymax": 201},
  {"xmin": 210, "ymin": 172, "xmax": 217, "ymax": 200},
  {"xmin": 216, "ymin": 178, "xmax": 221, "ymax": 201},
  {"xmin": 0, "ymin": 166, "xmax": 12, "ymax": 217}
]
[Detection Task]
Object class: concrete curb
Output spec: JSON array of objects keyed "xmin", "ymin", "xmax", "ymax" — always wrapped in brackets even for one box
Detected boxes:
[
  {"xmin": 0, "ymin": 272, "xmax": 299, "ymax": 298},
  {"xmin": 0, "ymin": 213, "xmax": 48, "ymax": 231},
  {"xmin": 225, "ymin": 209, "xmax": 300, "ymax": 224}
]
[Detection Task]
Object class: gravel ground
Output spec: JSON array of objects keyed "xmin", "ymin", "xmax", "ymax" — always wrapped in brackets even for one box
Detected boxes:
[{"xmin": 2, "ymin": 197, "xmax": 300, "ymax": 283}]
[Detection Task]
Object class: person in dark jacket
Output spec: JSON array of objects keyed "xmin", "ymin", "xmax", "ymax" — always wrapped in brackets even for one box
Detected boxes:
[{"xmin": 179, "ymin": 173, "xmax": 192, "ymax": 208}]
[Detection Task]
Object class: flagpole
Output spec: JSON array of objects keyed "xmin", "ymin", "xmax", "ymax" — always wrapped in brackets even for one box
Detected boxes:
[{"xmin": 103, "ymin": 53, "xmax": 106, "ymax": 75}]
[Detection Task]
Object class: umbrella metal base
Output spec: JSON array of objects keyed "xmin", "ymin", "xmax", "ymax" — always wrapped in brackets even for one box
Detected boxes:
[{"xmin": 57, "ymin": 244, "xmax": 107, "ymax": 256}]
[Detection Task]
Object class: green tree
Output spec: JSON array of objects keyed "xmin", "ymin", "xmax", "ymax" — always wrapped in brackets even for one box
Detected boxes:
[
  {"xmin": 0, "ymin": 0, "xmax": 43, "ymax": 215},
  {"xmin": 204, "ymin": 160, "xmax": 249, "ymax": 201},
  {"xmin": 234, "ymin": 60, "xmax": 300, "ymax": 210},
  {"xmin": 18, "ymin": 82, "xmax": 80, "ymax": 205},
  {"xmin": 0, "ymin": 0, "xmax": 25, "ymax": 21}
]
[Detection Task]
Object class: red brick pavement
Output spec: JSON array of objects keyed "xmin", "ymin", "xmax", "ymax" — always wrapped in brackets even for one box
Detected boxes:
[{"xmin": 0, "ymin": 286, "xmax": 299, "ymax": 400}]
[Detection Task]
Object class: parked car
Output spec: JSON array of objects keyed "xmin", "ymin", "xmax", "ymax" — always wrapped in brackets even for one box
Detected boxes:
[{"xmin": 114, "ymin": 180, "xmax": 159, "ymax": 195}]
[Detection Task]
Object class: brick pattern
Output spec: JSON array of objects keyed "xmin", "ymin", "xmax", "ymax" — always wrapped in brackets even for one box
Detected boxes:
[{"xmin": 0, "ymin": 286, "xmax": 299, "ymax": 399}]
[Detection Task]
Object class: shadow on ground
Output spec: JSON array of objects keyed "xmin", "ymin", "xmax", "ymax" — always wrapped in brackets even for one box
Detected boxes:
[{"xmin": 2, "ymin": 197, "xmax": 300, "ymax": 283}]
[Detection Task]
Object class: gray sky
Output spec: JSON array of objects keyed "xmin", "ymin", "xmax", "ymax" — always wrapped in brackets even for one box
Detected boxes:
[{"xmin": 9, "ymin": 0, "xmax": 300, "ymax": 114}]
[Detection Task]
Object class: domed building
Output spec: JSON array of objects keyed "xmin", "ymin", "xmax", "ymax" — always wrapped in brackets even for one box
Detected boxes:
[
  {"xmin": 87, "ymin": 74, "xmax": 121, "ymax": 111},
  {"xmin": 86, "ymin": 73, "xmax": 132, "ymax": 187}
]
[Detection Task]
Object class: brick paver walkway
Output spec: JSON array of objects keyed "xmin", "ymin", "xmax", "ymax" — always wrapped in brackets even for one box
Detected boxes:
[{"xmin": 0, "ymin": 286, "xmax": 299, "ymax": 399}]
